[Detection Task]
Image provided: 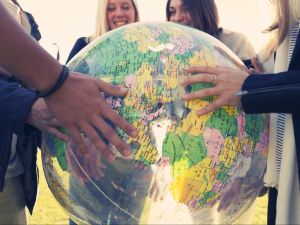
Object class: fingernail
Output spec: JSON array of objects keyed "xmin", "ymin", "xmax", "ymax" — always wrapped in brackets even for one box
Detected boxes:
[
  {"xmin": 107, "ymin": 154, "xmax": 116, "ymax": 161},
  {"xmin": 123, "ymin": 149, "xmax": 132, "ymax": 157},
  {"xmin": 120, "ymin": 87, "xmax": 129, "ymax": 92},
  {"xmin": 130, "ymin": 129, "xmax": 138, "ymax": 137},
  {"xmin": 196, "ymin": 110, "xmax": 203, "ymax": 117}
]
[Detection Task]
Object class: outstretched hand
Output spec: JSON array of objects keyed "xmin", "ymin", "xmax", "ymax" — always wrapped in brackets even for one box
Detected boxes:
[
  {"xmin": 66, "ymin": 137, "xmax": 107, "ymax": 183},
  {"xmin": 44, "ymin": 72, "xmax": 137, "ymax": 161},
  {"xmin": 180, "ymin": 66, "xmax": 250, "ymax": 116},
  {"xmin": 27, "ymin": 98, "xmax": 69, "ymax": 142}
]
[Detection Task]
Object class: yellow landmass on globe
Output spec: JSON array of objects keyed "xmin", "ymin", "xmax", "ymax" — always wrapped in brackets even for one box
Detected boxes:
[
  {"xmin": 219, "ymin": 137, "xmax": 253, "ymax": 168},
  {"xmin": 127, "ymin": 121, "xmax": 159, "ymax": 164},
  {"xmin": 123, "ymin": 27, "xmax": 160, "ymax": 53},
  {"xmin": 169, "ymin": 157, "xmax": 219, "ymax": 205},
  {"xmin": 223, "ymin": 106, "xmax": 239, "ymax": 116},
  {"xmin": 189, "ymin": 47, "xmax": 218, "ymax": 67},
  {"xmin": 176, "ymin": 110, "xmax": 211, "ymax": 136}
]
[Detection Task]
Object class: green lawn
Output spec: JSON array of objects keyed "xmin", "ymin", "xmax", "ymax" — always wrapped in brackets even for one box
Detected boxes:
[{"xmin": 28, "ymin": 152, "xmax": 267, "ymax": 224}]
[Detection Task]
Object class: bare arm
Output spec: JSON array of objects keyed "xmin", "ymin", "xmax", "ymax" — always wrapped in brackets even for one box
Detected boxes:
[
  {"xmin": 0, "ymin": 2, "xmax": 137, "ymax": 159},
  {"xmin": 0, "ymin": 1, "xmax": 60, "ymax": 90}
]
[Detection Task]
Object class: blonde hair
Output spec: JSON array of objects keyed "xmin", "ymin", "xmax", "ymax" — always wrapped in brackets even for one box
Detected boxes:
[
  {"xmin": 265, "ymin": 0, "xmax": 289, "ymax": 48},
  {"xmin": 90, "ymin": 0, "xmax": 140, "ymax": 41},
  {"xmin": 261, "ymin": 0, "xmax": 300, "ymax": 61}
]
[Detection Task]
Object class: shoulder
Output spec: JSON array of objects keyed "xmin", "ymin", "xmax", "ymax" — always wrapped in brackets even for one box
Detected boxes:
[
  {"xmin": 219, "ymin": 29, "xmax": 248, "ymax": 41},
  {"xmin": 218, "ymin": 28, "xmax": 256, "ymax": 59},
  {"xmin": 72, "ymin": 37, "xmax": 89, "ymax": 52},
  {"xmin": 75, "ymin": 37, "xmax": 89, "ymax": 45},
  {"xmin": 66, "ymin": 37, "xmax": 90, "ymax": 63}
]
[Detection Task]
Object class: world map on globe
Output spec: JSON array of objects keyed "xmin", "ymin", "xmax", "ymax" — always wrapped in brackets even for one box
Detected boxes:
[{"xmin": 43, "ymin": 22, "xmax": 268, "ymax": 224}]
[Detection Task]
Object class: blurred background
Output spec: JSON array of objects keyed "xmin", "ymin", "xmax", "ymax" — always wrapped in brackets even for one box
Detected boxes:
[
  {"xmin": 18, "ymin": 0, "xmax": 274, "ymax": 63},
  {"xmin": 16, "ymin": 0, "xmax": 271, "ymax": 224}
]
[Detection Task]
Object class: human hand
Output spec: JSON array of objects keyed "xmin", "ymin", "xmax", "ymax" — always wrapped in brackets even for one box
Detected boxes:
[
  {"xmin": 66, "ymin": 137, "xmax": 107, "ymax": 183},
  {"xmin": 44, "ymin": 72, "xmax": 138, "ymax": 160},
  {"xmin": 217, "ymin": 177, "xmax": 265, "ymax": 212},
  {"xmin": 27, "ymin": 98, "xmax": 69, "ymax": 142},
  {"xmin": 248, "ymin": 56, "xmax": 265, "ymax": 74},
  {"xmin": 216, "ymin": 178, "xmax": 242, "ymax": 212},
  {"xmin": 243, "ymin": 177, "xmax": 266, "ymax": 198},
  {"xmin": 180, "ymin": 66, "xmax": 250, "ymax": 116}
]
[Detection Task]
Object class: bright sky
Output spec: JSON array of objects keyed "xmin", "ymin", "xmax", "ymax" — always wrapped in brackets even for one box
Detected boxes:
[{"xmin": 18, "ymin": 0, "xmax": 273, "ymax": 63}]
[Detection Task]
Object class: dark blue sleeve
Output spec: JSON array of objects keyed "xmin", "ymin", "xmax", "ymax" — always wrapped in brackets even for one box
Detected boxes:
[
  {"xmin": 0, "ymin": 78, "xmax": 37, "ymax": 135},
  {"xmin": 66, "ymin": 37, "xmax": 88, "ymax": 64},
  {"xmin": 241, "ymin": 71, "xmax": 300, "ymax": 114}
]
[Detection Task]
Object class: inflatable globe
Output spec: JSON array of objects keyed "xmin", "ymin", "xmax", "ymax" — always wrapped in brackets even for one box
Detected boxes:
[{"xmin": 42, "ymin": 22, "xmax": 268, "ymax": 224}]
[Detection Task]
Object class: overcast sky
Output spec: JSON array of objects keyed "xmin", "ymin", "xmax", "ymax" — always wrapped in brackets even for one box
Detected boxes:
[{"xmin": 18, "ymin": 0, "xmax": 273, "ymax": 63}]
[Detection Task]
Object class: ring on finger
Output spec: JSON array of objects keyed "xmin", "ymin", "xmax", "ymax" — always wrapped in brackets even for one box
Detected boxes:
[{"xmin": 210, "ymin": 74, "xmax": 217, "ymax": 86}]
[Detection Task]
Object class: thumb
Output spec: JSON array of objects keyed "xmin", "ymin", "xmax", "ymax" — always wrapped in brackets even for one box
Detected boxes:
[{"xmin": 94, "ymin": 78, "xmax": 129, "ymax": 97}]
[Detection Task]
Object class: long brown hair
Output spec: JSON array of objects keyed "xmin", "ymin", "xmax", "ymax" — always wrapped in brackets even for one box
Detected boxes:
[{"xmin": 166, "ymin": 0, "xmax": 220, "ymax": 37}]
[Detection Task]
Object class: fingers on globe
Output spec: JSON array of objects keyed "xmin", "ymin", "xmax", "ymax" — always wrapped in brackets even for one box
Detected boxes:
[
  {"xmin": 180, "ymin": 73, "xmax": 213, "ymax": 87},
  {"xmin": 95, "ymin": 77, "xmax": 129, "ymax": 97},
  {"xmin": 197, "ymin": 100, "xmax": 224, "ymax": 116}
]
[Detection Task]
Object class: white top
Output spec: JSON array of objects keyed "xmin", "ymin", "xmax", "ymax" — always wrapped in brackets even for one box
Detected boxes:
[{"xmin": 263, "ymin": 23, "xmax": 300, "ymax": 225}]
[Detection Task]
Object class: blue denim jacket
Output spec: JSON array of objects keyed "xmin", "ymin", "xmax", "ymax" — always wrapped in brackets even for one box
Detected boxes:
[{"xmin": 0, "ymin": 76, "xmax": 39, "ymax": 213}]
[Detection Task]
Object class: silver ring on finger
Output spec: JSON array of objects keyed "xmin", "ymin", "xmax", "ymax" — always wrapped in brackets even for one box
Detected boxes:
[{"xmin": 210, "ymin": 74, "xmax": 217, "ymax": 86}]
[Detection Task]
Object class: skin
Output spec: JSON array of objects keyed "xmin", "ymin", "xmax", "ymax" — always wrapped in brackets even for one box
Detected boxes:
[
  {"xmin": 0, "ymin": 2, "xmax": 137, "ymax": 160},
  {"xmin": 106, "ymin": 0, "xmax": 136, "ymax": 31},
  {"xmin": 168, "ymin": 0, "xmax": 192, "ymax": 26},
  {"xmin": 26, "ymin": 98, "xmax": 69, "ymax": 142},
  {"xmin": 180, "ymin": 66, "xmax": 250, "ymax": 116}
]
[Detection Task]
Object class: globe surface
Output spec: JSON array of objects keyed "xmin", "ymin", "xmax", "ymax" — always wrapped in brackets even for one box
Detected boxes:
[{"xmin": 42, "ymin": 22, "xmax": 268, "ymax": 224}]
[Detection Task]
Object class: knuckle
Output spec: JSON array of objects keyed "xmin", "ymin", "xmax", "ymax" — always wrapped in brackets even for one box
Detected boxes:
[{"xmin": 202, "ymin": 89, "xmax": 211, "ymax": 96}]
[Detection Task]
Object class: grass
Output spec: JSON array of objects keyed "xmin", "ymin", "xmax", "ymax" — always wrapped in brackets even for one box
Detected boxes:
[
  {"xmin": 28, "ymin": 151, "xmax": 68, "ymax": 225},
  {"xmin": 28, "ymin": 151, "xmax": 267, "ymax": 224}
]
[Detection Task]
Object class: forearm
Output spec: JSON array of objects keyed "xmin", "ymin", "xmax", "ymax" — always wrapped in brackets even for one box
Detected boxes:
[
  {"xmin": 0, "ymin": 2, "xmax": 62, "ymax": 92},
  {"xmin": 241, "ymin": 71, "xmax": 300, "ymax": 114}
]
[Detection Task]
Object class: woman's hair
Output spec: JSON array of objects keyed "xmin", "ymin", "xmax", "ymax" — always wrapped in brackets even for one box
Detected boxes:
[
  {"xmin": 90, "ymin": 0, "xmax": 140, "ymax": 41},
  {"xmin": 166, "ymin": 0, "xmax": 220, "ymax": 37},
  {"xmin": 265, "ymin": 0, "xmax": 290, "ymax": 48},
  {"xmin": 262, "ymin": 0, "xmax": 300, "ymax": 59}
]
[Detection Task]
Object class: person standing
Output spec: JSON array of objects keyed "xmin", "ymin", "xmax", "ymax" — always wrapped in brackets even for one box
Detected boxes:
[
  {"xmin": 166, "ymin": 0, "xmax": 256, "ymax": 63},
  {"xmin": 180, "ymin": 0, "xmax": 300, "ymax": 224},
  {"xmin": 0, "ymin": 1, "xmax": 66, "ymax": 224},
  {"xmin": 66, "ymin": 0, "xmax": 139, "ymax": 63}
]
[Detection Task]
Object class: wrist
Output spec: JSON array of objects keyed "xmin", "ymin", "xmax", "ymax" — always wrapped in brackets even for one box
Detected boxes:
[{"xmin": 36, "ymin": 65, "xmax": 70, "ymax": 98}]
